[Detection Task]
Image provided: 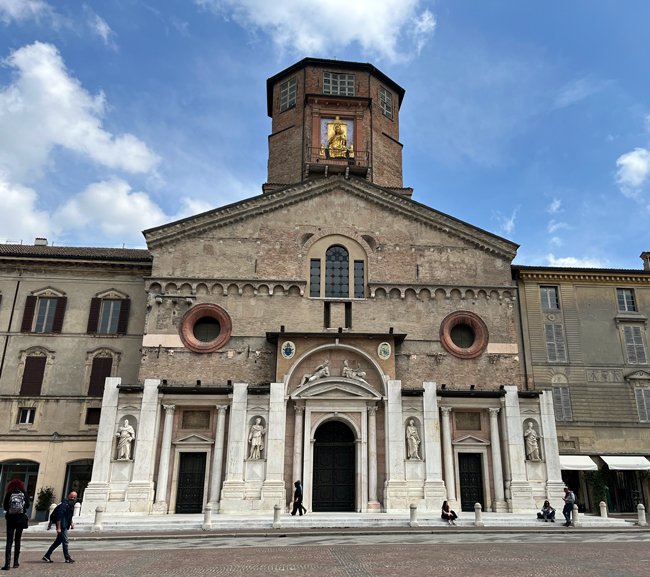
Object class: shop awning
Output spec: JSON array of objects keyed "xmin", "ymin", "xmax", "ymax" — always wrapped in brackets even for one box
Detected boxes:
[
  {"xmin": 600, "ymin": 456, "xmax": 650, "ymax": 470},
  {"xmin": 559, "ymin": 455, "xmax": 598, "ymax": 470}
]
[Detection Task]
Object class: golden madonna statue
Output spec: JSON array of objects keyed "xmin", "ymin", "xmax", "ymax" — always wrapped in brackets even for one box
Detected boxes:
[{"xmin": 326, "ymin": 116, "xmax": 351, "ymax": 159}]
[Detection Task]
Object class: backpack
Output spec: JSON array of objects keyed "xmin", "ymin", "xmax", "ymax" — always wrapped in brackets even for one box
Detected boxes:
[
  {"xmin": 49, "ymin": 502, "xmax": 63, "ymax": 527},
  {"xmin": 8, "ymin": 492, "xmax": 25, "ymax": 514}
]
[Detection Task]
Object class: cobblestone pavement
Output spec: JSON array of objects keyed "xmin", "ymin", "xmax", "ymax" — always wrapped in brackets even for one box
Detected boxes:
[{"xmin": 9, "ymin": 531, "xmax": 650, "ymax": 576}]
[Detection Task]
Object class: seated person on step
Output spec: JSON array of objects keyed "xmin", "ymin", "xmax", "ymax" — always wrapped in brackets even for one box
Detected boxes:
[
  {"xmin": 540, "ymin": 500, "xmax": 556, "ymax": 522},
  {"xmin": 441, "ymin": 500, "xmax": 458, "ymax": 525}
]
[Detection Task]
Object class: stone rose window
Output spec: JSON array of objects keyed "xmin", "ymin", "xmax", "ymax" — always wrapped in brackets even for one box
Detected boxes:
[
  {"xmin": 439, "ymin": 311, "xmax": 489, "ymax": 359},
  {"xmin": 179, "ymin": 303, "xmax": 232, "ymax": 353}
]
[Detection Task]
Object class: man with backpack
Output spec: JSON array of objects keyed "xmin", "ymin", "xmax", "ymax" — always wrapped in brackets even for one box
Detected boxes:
[
  {"xmin": 42, "ymin": 492, "xmax": 77, "ymax": 563},
  {"xmin": 562, "ymin": 486, "xmax": 576, "ymax": 527},
  {"xmin": 3, "ymin": 478, "xmax": 29, "ymax": 570}
]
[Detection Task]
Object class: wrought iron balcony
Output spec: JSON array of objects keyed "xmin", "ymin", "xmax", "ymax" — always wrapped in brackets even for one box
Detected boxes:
[{"xmin": 305, "ymin": 146, "xmax": 370, "ymax": 179}]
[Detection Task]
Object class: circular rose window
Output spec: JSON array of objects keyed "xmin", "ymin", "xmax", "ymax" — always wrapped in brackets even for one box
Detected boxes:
[
  {"xmin": 439, "ymin": 311, "xmax": 489, "ymax": 359},
  {"xmin": 179, "ymin": 303, "xmax": 232, "ymax": 353}
]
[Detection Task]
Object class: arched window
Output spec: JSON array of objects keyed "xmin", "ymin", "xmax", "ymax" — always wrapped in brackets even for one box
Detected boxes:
[
  {"xmin": 325, "ymin": 245, "xmax": 349, "ymax": 297},
  {"xmin": 308, "ymin": 237, "xmax": 367, "ymax": 299}
]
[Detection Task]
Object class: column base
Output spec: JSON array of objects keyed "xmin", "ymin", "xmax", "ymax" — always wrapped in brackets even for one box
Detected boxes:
[
  {"xmin": 508, "ymin": 480, "xmax": 536, "ymax": 512},
  {"xmin": 491, "ymin": 499, "xmax": 508, "ymax": 512},
  {"xmin": 80, "ymin": 482, "xmax": 109, "ymax": 516},
  {"xmin": 367, "ymin": 500, "xmax": 382, "ymax": 511},
  {"xmin": 126, "ymin": 481, "xmax": 155, "ymax": 513},
  {"xmin": 423, "ymin": 480, "xmax": 447, "ymax": 512},
  {"xmin": 151, "ymin": 501, "xmax": 169, "ymax": 514},
  {"xmin": 383, "ymin": 480, "xmax": 408, "ymax": 512}
]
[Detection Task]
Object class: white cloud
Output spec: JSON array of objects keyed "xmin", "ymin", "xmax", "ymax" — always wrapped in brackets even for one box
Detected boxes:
[
  {"xmin": 53, "ymin": 179, "xmax": 169, "ymax": 244},
  {"xmin": 0, "ymin": 0, "xmax": 51, "ymax": 24},
  {"xmin": 553, "ymin": 76, "xmax": 604, "ymax": 109},
  {"xmin": 547, "ymin": 220, "xmax": 568, "ymax": 234},
  {"xmin": 0, "ymin": 42, "xmax": 159, "ymax": 182},
  {"xmin": 546, "ymin": 254, "xmax": 603, "ymax": 268},
  {"xmin": 546, "ymin": 198, "xmax": 562, "ymax": 214},
  {"xmin": 616, "ymin": 147, "xmax": 650, "ymax": 199},
  {"xmin": 195, "ymin": 0, "xmax": 435, "ymax": 62},
  {"xmin": 87, "ymin": 11, "xmax": 115, "ymax": 47},
  {"xmin": 493, "ymin": 207, "xmax": 519, "ymax": 236},
  {"xmin": 0, "ymin": 174, "xmax": 51, "ymax": 243}
]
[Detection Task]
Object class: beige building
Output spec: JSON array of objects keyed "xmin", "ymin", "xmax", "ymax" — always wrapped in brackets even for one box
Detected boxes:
[{"xmin": 515, "ymin": 258, "xmax": 650, "ymax": 513}]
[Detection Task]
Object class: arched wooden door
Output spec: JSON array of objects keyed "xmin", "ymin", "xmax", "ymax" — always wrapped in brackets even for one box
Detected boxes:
[{"xmin": 312, "ymin": 421, "xmax": 355, "ymax": 512}]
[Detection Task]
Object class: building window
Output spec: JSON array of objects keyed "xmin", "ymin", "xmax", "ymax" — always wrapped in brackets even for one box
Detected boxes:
[
  {"xmin": 21, "ymin": 295, "xmax": 66, "ymax": 333},
  {"xmin": 87, "ymin": 297, "xmax": 130, "ymax": 335},
  {"xmin": 179, "ymin": 303, "xmax": 232, "ymax": 353},
  {"xmin": 325, "ymin": 245, "xmax": 349, "ymax": 298},
  {"xmin": 540, "ymin": 286, "xmax": 560, "ymax": 310},
  {"xmin": 353, "ymin": 261, "xmax": 364, "ymax": 298},
  {"xmin": 440, "ymin": 311, "xmax": 489, "ymax": 359},
  {"xmin": 280, "ymin": 77, "xmax": 297, "ymax": 111},
  {"xmin": 379, "ymin": 86, "xmax": 393, "ymax": 119},
  {"xmin": 85, "ymin": 408, "xmax": 101, "ymax": 425},
  {"xmin": 20, "ymin": 355, "xmax": 47, "ymax": 396},
  {"xmin": 617, "ymin": 288, "xmax": 637, "ymax": 312},
  {"xmin": 623, "ymin": 325, "xmax": 647, "ymax": 364},
  {"xmin": 310, "ymin": 259, "xmax": 321, "ymax": 297},
  {"xmin": 553, "ymin": 386, "xmax": 573, "ymax": 421},
  {"xmin": 635, "ymin": 388, "xmax": 650, "ymax": 422},
  {"xmin": 88, "ymin": 356, "xmax": 113, "ymax": 397},
  {"xmin": 544, "ymin": 324, "xmax": 567, "ymax": 362},
  {"xmin": 323, "ymin": 71, "xmax": 355, "ymax": 96},
  {"xmin": 17, "ymin": 408, "xmax": 36, "ymax": 425}
]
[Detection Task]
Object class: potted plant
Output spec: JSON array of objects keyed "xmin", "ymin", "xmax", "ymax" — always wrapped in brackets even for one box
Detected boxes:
[{"xmin": 34, "ymin": 486, "xmax": 55, "ymax": 521}]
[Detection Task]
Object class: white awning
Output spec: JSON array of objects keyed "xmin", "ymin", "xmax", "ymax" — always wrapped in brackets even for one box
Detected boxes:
[
  {"xmin": 559, "ymin": 455, "xmax": 598, "ymax": 471},
  {"xmin": 600, "ymin": 456, "xmax": 650, "ymax": 470}
]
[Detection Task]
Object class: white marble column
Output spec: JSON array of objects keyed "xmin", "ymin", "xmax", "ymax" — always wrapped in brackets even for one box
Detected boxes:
[
  {"xmin": 488, "ymin": 407, "xmax": 507, "ymax": 511},
  {"xmin": 539, "ymin": 390, "xmax": 565, "ymax": 504},
  {"xmin": 81, "ymin": 377, "xmax": 121, "ymax": 515},
  {"xmin": 292, "ymin": 405, "xmax": 305, "ymax": 491},
  {"xmin": 127, "ymin": 378, "xmax": 160, "ymax": 512},
  {"xmin": 153, "ymin": 403, "xmax": 175, "ymax": 513},
  {"xmin": 367, "ymin": 404, "xmax": 380, "ymax": 510},
  {"xmin": 262, "ymin": 382, "xmax": 286, "ymax": 504},
  {"xmin": 209, "ymin": 404, "xmax": 228, "ymax": 508},
  {"xmin": 384, "ymin": 379, "xmax": 407, "ymax": 512},
  {"xmin": 220, "ymin": 382, "xmax": 248, "ymax": 509},
  {"xmin": 422, "ymin": 382, "xmax": 446, "ymax": 510},
  {"xmin": 440, "ymin": 406, "xmax": 456, "ymax": 504}
]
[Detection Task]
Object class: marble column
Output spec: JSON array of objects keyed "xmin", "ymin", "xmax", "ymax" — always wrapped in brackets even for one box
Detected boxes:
[
  {"xmin": 539, "ymin": 390, "xmax": 565, "ymax": 504},
  {"xmin": 440, "ymin": 407, "xmax": 456, "ymax": 504},
  {"xmin": 488, "ymin": 407, "xmax": 507, "ymax": 511},
  {"xmin": 262, "ymin": 382, "xmax": 287, "ymax": 504},
  {"xmin": 220, "ymin": 382, "xmax": 248, "ymax": 508},
  {"xmin": 367, "ymin": 404, "xmax": 380, "ymax": 510},
  {"xmin": 384, "ymin": 379, "xmax": 407, "ymax": 512},
  {"xmin": 153, "ymin": 404, "xmax": 175, "ymax": 513},
  {"xmin": 422, "ymin": 382, "xmax": 446, "ymax": 509},
  {"xmin": 209, "ymin": 404, "xmax": 228, "ymax": 508},
  {"xmin": 292, "ymin": 405, "xmax": 305, "ymax": 492}
]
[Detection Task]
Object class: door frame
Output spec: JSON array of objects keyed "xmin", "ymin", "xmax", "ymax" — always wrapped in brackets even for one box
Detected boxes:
[
  {"xmin": 169, "ymin": 443, "xmax": 212, "ymax": 514},
  {"xmin": 454, "ymin": 445, "xmax": 491, "ymax": 511}
]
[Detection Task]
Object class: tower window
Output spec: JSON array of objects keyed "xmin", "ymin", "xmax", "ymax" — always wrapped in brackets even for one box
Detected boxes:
[
  {"xmin": 379, "ymin": 86, "xmax": 393, "ymax": 119},
  {"xmin": 280, "ymin": 77, "xmax": 297, "ymax": 111},
  {"xmin": 323, "ymin": 72, "xmax": 355, "ymax": 96}
]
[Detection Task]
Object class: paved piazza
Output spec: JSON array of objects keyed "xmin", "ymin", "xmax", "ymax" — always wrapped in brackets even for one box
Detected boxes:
[{"xmin": 9, "ymin": 530, "xmax": 650, "ymax": 576}]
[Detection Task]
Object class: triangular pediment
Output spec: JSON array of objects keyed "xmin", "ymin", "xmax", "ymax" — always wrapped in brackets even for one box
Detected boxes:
[
  {"xmin": 292, "ymin": 377, "xmax": 382, "ymax": 401},
  {"xmin": 143, "ymin": 176, "xmax": 517, "ymax": 260},
  {"xmin": 453, "ymin": 434, "xmax": 490, "ymax": 446},
  {"xmin": 626, "ymin": 370, "xmax": 650, "ymax": 383},
  {"xmin": 173, "ymin": 434, "xmax": 213, "ymax": 445}
]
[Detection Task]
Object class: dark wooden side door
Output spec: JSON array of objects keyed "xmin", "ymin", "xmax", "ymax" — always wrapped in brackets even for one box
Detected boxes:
[
  {"xmin": 459, "ymin": 453, "xmax": 485, "ymax": 512},
  {"xmin": 312, "ymin": 421, "xmax": 355, "ymax": 512},
  {"xmin": 175, "ymin": 452, "xmax": 206, "ymax": 513}
]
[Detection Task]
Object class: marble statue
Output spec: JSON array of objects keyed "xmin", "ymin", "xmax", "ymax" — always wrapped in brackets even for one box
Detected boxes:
[
  {"xmin": 406, "ymin": 419, "xmax": 421, "ymax": 460},
  {"xmin": 342, "ymin": 360, "xmax": 367, "ymax": 381},
  {"xmin": 524, "ymin": 421, "xmax": 541, "ymax": 461},
  {"xmin": 116, "ymin": 418, "xmax": 136, "ymax": 460},
  {"xmin": 300, "ymin": 360, "xmax": 330, "ymax": 386},
  {"xmin": 248, "ymin": 417, "xmax": 267, "ymax": 460}
]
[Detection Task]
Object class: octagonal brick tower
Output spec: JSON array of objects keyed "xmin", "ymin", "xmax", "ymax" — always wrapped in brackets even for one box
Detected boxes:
[{"xmin": 264, "ymin": 57, "xmax": 408, "ymax": 192}]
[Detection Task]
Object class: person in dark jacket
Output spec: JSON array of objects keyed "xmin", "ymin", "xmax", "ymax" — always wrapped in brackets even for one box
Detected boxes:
[
  {"xmin": 3, "ymin": 478, "xmax": 30, "ymax": 570},
  {"xmin": 290, "ymin": 480, "xmax": 307, "ymax": 516},
  {"xmin": 42, "ymin": 492, "xmax": 77, "ymax": 563}
]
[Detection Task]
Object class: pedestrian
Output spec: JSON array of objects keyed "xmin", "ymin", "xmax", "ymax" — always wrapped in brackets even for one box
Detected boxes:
[
  {"xmin": 441, "ymin": 500, "xmax": 458, "ymax": 525},
  {"xmin": 2, "ymin": 478, "xmax": 30, "ymax": 570},
  {"xmin": 541, "ymin": 500, "xmax": 556, "ymax": 522},
  {"xmin": 290, "ymin": 480, "xmax": 307, "ymax": 516},
  {"xmin": 562, "ymin": 486, "xmax": 576, "ymax": 526},
  {"xmin": 42, "ymin": 491, "xmax": 77, "ymax": 563}
]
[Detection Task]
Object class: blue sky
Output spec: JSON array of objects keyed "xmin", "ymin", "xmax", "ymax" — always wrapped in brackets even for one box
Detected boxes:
[{"xmin": 1, "ymin": 0, "xmax": 649, "ymax": 270}]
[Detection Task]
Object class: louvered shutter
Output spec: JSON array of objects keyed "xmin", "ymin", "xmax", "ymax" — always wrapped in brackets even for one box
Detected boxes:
[
  {"xmin": 87, "ymin": 298, "xmax": 101, "ymax": 334},
  {"xmin": 553, "ymin": 386, "xmax": 572, "ymax": 421},
  {"xmin": 116, "ymin": 299, "xmax": 130, "ymax": 334},
  {"xmin": 88, "ymin": 357, "xmax": 113, "ymax": 397},
  {"xmin": 635, "ymin": 389, "xmax": 650, "ymax": 422},
  {"xmin": 21, "ymin": 296, "xmax": 37, "ymax": 332},
  {"xmin": 52, "ymin": 296, "xmax": 67, "ymax": 333},
  {"xmin": 20, "ymin": 356, "xmax": 46, "ymax": 396}
]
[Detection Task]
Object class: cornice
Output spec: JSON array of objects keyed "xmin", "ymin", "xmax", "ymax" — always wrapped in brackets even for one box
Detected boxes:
[{"xmin": 516, "ymin": 269, "xmax": 650, "ymax": 284}]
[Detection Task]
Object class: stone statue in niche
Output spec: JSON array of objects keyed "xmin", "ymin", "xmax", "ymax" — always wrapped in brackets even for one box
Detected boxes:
[
  {"xmin": 116, "ymin": 418, "xmax": 136, "ymax": 460},
  {"xmin": 524, "ymin": 421, "xmax": 541, "ymax": 461},
  {"xmin": 405, "ymin": 419, "xmax": 421, "ymax": 460},
  {"xmin": 300, "ymin": 360, "xmax": 330, "ymax": 386},
  {"xmin": 248, "ymin": 417, "xmax": 267, "ymax": 460},
  {"xmin": 341, "ymin": 360, "xmax": 367, "ymax": 382}
]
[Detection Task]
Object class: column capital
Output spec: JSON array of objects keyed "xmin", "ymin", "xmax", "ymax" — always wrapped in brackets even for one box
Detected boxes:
[
  {"xmin": 293, "ymin": 405, "xmax": 305, "ymax": 415},
  {"xmin": 440, "ymin": 406, "xmax": 453, "ymax": 415},
  {"xmin": 216, "ymin": 404, "xmax": 229, "ymax": 414},
  {"xmin": 163, "ymin": 403, "xmax": 175, "ymax": 413},
  {"xmin": 488, "ymin": 407, "xmax": 501, "ymax": 417},
  {"xmin": 367, "ymin": 404, "xmax": 378, "ymax": 416}
]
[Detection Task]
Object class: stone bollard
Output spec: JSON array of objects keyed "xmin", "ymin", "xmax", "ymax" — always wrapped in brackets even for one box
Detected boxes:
[
  {"xmin": 637, "ymin": 503, "xmax": 647, "ymax": 527},
  {"xmin": 202, "ymin": 503, "xmax": 213, "ymax": 530},
  {"xmin": 73, "ymin": 501, "xmax": 81, "ymax": 517},
  {"xmin": 92, "ymin": 506, "xmax": 104, "ymax": 532},
  {"xmin": 571, "ymin": 504, "xmax": 580, "ymax": 527},
  {"xmin": 48, "ymin": 503, "xmax": 57, "ymax": 528},
  {"xmin": 409, "ymin": 503, "xmax": 418, "ymax": 527},
  {"xmin": 474, "ymin": 502, "xmax": 484, "ymax": 527},
  {"xmin": 599, "ymin": 501, "xmax": 608, "ymax": 518},
  {"xmin": 273, "ymin": 504, "xmax": 282, "ymax": 529}
]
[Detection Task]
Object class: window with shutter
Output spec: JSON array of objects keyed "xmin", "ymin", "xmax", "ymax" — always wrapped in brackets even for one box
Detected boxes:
[
  {"xmin": 540, "ymin": 286, "xmax": 560, "ymax": 310},
  {"xmin": 553, "ymin": 386, "xmax": 573, "ymax": 421},
  {"xmin": 88, "ymin": 357, "xmax": 113, "ymax": 396},
  {"xmin": 545, "ymin": 324, "xmax": 567, "ymax": 362},
  {"xmin": 635, "ymin": 388, "xmax": 650, "ymax": 422},
  {"xmin": 20, "ymin": 356, "xmax": 47, "ymax": 396},
  {"xmin": 617, "ymin": 288, "xmax": 637, "ymax": 312},
  {"xmin": 88, "ymin": 298, "xmax": 130, "ymax": 335},
  {"xmin": 623, "ymin": 325, "xmax": 647, "ymax": 364}
]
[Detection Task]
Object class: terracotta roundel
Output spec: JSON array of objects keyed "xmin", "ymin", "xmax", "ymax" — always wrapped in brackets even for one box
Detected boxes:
[
  {"xmin": 439, "ymin": 311, "xmax": 489, "ymax": 359},
  {"xmin": 179, "ymin": 303, "xmax": 232, "ymax": 353}
]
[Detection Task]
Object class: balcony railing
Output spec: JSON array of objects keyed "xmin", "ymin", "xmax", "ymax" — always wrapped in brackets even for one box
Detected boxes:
[{"xmin": 305, "ymin": 147, "xmax": 370, "ymax": 179}]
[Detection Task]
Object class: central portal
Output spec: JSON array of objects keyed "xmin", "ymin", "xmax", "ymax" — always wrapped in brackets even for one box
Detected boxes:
[{"xmin": 312, "ymin": 420, "xmax": 355, "ymax": 512}]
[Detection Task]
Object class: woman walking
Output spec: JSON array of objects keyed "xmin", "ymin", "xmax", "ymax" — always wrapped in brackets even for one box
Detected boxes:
[{"xmin": 2, "ymin": 479, "xmax": 29, "ymax": 570}]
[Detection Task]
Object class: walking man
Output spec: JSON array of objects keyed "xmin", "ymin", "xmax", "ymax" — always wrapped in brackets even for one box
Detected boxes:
[
  {"xmin": 291, "ymin": 480, "xmax": 307, "ymax": 516},
  {"xmin": 562, "ymin": 486, "xmax": 576, "ymax": 527},
  {"xmin": 43, "ymin": 491, "xmax": 77, "ymax": 563}
]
